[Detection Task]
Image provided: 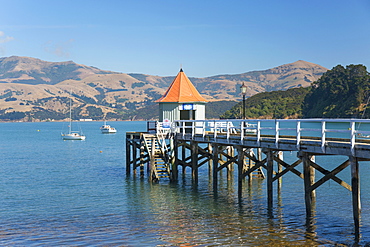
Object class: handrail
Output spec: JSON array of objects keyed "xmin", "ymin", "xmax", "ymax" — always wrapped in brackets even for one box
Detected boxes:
[{"xmin": 164, "ymin": 119, "xmax": 370, "ymax": 156}]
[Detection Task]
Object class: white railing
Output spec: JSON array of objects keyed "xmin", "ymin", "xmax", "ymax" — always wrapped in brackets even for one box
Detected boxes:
[{"xmin": 157, "ymin": 119, "xmax": 370, "ymax": 156}]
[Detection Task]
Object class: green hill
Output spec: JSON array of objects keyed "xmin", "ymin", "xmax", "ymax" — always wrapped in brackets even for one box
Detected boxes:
[
  {"xmin": 303, "ymin": 64, "xmax": 370, "ymax": 118},
  {"xmin": 221, "ymin": 64, "xmax": 370, "ymax": 119},
  {"xmin": 221, "ymin": 87, "xmax": 309, "ymax": 119}
]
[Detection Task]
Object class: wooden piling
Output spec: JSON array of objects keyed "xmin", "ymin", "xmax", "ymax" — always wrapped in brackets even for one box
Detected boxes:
[
  {"xmin": 227, "ymin": 146, "xmax": 234, "ymax": 179},
  {"xmin": 149, "ymin": 138, "xmax": 156, "ymax": 182},
  {"xmin": 247, "ymin": 148, "xmax": 252, "ymax": 183},
  {"xmin": 140, "ymin": 140, "xmax": 145, "ymax": 178},
  {"xmin": 191, "ymin": 141, "xmax": 199, "ymax": 183},
  {"xmin": 237, "ymin": 146, "xmax": 244, "ymax": 197},
  {"xmin": 208, "ymin": 143, "xmax": 213, "ymax": 176},
  {"xmin": 172, "ymin": 138, "xmax": 178, "ymax": 181},
  {"xmin": 182, "ymin": 142, "xmax": 186, "ymax": 175},
  {"xmin": 126, "ymin": 136, "xmax": 131, "ymax": 175},
  {"xmin": 266, "ymin": 149, "xmax": 274, "ymax": 214},
  {"xmin": 277, "ymin": 151, "xmax": 283, "ymax": 193},
  {"xmin": 212, "ymin": 143, "xmax": 219, "ymax": 191},
  {"xmin": 133, "ymin": 140, "xmax": 137, "ymax": 176},
  {"xmin": 302, "ymin": 152, "xmax": 316, "ymax": 218},
  {"xmin": 350, "ymin": 156, "xmax": 361, "ymax": 239}
]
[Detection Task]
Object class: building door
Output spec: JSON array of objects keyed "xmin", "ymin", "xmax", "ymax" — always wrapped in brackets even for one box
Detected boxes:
[
  {"xmin": 180, "ymin": 110, "xmax": 195, "ymax": 120},
  {"xmin": 180, "ymin": 110, "xmax": 195, "ymax": 133}
]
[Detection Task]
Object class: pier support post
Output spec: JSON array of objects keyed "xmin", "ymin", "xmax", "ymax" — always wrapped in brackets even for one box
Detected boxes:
[
  {"xmin": 126, "ymin": 137, "xmax": 131, "ymax": 176},
  {"xmin": 266, "ymin": 149, "xmax": 274, "ymax": 216},
  {"xmin": 350, "ymin": 156, "xmax": 361, "ymax": 240},
  {"xmin": 182, "ymin": 142, "xmax": 186, "ymax": 175},
  {"xmin": 277, "ymin": 151, "xmax": 283, "ymax": 193},
  {"xmin": 247, "ymin": 149, "xmax": 253, "ymax": 185},
  {"xmin": 191, "ymin": 141, "xmax": 199, "ymax": 184},
  {"xmin": 139, "ymin": 140, "xmax": 145, "ymax": 178},
  {"xmin": 302, "ymin": 152, "xmax": 316, "ymax": 219},
  {"xmin": 212, "ymin": 143, "xmax": 219, "ymax": 191},
  {"xmin": 257, "ymin": 148, "xmax": 262, "ymax": 162},
  {"xmin": 208, "ymin": 143, "xmax": 213, "ymax": 177},
  {"xmin": 133, "ymin": 140, "xmax": 138, "ymax": 176},
  {"xmin": 149, "ymin": 138, "xmax": 156, "ymax": 182},
  {"xmin": 237, "ymin": 146, "xmax": 245, "ymax": 197},
  {"xmin": 227, "ymin": 146, "xmax": 234, "ymax": 180},
  {"xmin": 172, "ymin": 137, "xmax": 178, "ymax": 181}
]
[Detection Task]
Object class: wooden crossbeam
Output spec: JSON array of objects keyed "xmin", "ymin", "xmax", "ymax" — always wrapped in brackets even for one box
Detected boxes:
[
  {"xmin": 177, "ymin": 160, "xmax": 187, "ymax": 166},
  {"xmin": 176, "ymin": 141, "xmax": 212, "ymax": 168},
  {"xmin": 217, "ymin": 155, "xmax": 238, "ymax": 171},
  {"xmin": 219, "ymin": 150, "xmax": 235, "ymax": 160},
  {"xmin": 180, "ymin": 141, "xmax": 212, "ymax": 154},
  {"xmin": 308, "ymin": 159, "xmax": 351, "ymax": 191},
  {"xmin": 273, "ymin": 158, "xmax": 303, "ymax": 180},
  {"xmin": 197, "ymin": 154, "xmax": 211, "ymax": 167},
  {"xmin": 243, "ymin": 165, "xmax": 261, "ymax": 179},
  {"xmin": 198, "ymin": 158, "xmax": 211, "ymax": 167},
  {"xmin": 257, "ymin": 158, "xmax": 267, "ymax": 170},
  {"xmin": 241, "ymin": 157, "xmax": 267, "ymax": 179},
  {"xmin": 239, "ymin": 158, "xmax": 268, "ymax": 180},
  {"xmin": 242, "ymin": 149, "xmax": 265, "ymax": 165},
  {"xmin": 244, "ymin": 150, "xmax": 258, "ymax": 162},
  {"xmin": 197, "ymin": 146, "xmax": 212, "ymax": 156}
]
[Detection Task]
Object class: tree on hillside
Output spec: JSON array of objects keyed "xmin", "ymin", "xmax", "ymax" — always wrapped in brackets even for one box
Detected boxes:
[
  {"xmin": 221, "ymin": 87, "xmax": 310, "ymax": 119},
  {"xmin": 302, "ymin": 64, "xmax": 370, "ymax": 118},
  {"xmin": 205, "ymin": 101, "xmax": 238, "ymax": 119}
]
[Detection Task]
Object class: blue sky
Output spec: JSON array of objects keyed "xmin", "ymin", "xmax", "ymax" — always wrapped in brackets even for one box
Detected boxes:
[{"xmin": 0, "ymin": 0, "xmax": 369, "ymax": 77}]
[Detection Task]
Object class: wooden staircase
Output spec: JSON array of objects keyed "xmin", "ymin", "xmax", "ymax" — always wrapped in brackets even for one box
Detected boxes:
[
  {"xmin": 142, "ymin": 134, "xmax": 171, "ymax": 181},
  {"xmin": 249, "ymin": 159, "xmax": 265, "ymax": 178},
  {"xmin": 244, "ymin": 148, "xmax": 266, "ymax": 179}
]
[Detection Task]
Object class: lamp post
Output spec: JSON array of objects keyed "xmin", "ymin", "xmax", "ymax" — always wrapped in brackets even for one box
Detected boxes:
[{"xmin": 240, "ymin": 82, "xmax": 247, "ymax": 119}]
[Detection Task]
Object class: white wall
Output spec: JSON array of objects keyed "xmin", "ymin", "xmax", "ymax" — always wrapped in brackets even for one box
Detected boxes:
[{"xmin": 159, "ymin": 102, "xmax": 207, "ymax": 122}]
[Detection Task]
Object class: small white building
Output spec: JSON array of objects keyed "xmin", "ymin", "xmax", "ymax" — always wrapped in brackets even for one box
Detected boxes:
[{"xmin": 156, "ymin": 69, "xmax": 208, "ymax": 122}]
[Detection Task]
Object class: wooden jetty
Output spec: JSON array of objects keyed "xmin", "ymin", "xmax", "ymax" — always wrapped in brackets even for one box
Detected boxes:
[{"xmin": 126, "ymin": 118, "xmax": 370, "ymax": 240}]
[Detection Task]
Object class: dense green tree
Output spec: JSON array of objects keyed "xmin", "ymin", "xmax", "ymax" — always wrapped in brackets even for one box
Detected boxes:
[
  {"xmin": 86, "ymin": 106, "xmax": 103, "ymax": 120},
  {"xmin": 30, "ymin": 109, "xmax": 65, "ymax": 120},
  {"xmin": 221, "ymin": 87, "xmax": 310, "ymax": 119},
  {"xmin": 205, "ymin": 101, "xmax": 238, "ymax": 119},
  {"xmin": 0, "ymin": 111, "xmax": 26, "ymax": 120},
  {"xmin": 302, "ymin": 64, "xmax": 370, "ymax": 118}
]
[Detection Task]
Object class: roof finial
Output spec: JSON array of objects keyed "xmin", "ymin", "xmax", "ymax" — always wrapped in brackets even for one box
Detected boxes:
[{"xmin": 180, "ymin": 63, "xmax": 183, "ymax": 72}]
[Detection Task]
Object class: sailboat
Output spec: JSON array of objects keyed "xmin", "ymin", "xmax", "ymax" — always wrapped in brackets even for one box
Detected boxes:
[
  {"xmin": 100, "ymin": 120, "xmax": 117, "ymax": 134},
  {"xmin": 61, "ymin": 94, "xmax": 86, "ymax": 141}
]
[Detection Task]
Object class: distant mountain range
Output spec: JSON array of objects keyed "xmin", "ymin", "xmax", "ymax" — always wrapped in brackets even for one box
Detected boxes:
[{"xmin": 0, "ymin": 56, "xmax": 328, "ymax": 121}]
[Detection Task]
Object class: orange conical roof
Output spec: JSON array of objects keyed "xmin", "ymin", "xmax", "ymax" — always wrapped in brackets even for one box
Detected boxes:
[{"xmin": 156, "ymin": 69, "xmax": 208, "ymax": 103}]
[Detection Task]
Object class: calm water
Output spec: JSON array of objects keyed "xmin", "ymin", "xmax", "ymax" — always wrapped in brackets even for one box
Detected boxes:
[{"xmin": 1, "ymin": 121, "xmax": 370, "ymax": 246}]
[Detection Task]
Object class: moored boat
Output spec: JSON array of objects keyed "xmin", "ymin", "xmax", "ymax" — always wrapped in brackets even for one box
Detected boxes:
[
  {"xmin": 100, "ymin": 121, "xmax": 117, "ymax": 134},
  {"xmin": 61, "ymin": 91, "xmax": 86, "ymax": 141},
  {"xmin": 62, "ymin": 131, "xmax": 86, "ymax": 140}
]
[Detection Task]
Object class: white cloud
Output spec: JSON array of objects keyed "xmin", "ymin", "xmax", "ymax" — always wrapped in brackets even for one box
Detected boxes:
[
  {"xmin": 0, "ymin": 31, "xmax": 14, "ymax": 44},
  {"xmin": 0, "ymin": 31, "xmax": 14, "ymax": 55},
  {"xmin": 44, "ymin": 39, "xmax": 74, "ymax": 58}
]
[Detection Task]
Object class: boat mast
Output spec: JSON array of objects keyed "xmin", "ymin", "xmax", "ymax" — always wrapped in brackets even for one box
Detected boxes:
[{"xmin": 69, "ymin": 91, "xmax": 72, "ymax": 134}]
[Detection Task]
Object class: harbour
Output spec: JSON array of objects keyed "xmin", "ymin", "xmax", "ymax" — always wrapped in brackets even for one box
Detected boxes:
[
  {"xmin": 1, "ymin": 0, "xmax": 370, "ymax": 245},
  {"xmin": 1, "ymin": 121, "xmax": 370, "ymax": 246}
]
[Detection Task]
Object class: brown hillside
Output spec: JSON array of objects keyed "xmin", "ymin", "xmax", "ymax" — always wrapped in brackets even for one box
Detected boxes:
[{"xmin": 0, "ymin": 57, "xmax": 327, "ymax": 119}]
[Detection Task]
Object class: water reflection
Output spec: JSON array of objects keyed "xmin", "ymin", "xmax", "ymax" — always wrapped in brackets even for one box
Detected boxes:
[
  {"xmin": 126, "ymin": 143, "xmax": 367, "ymax": 245},
  {"xmin": 124, "ymin": 172, "xmax": 326, "ymax": 246}
]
